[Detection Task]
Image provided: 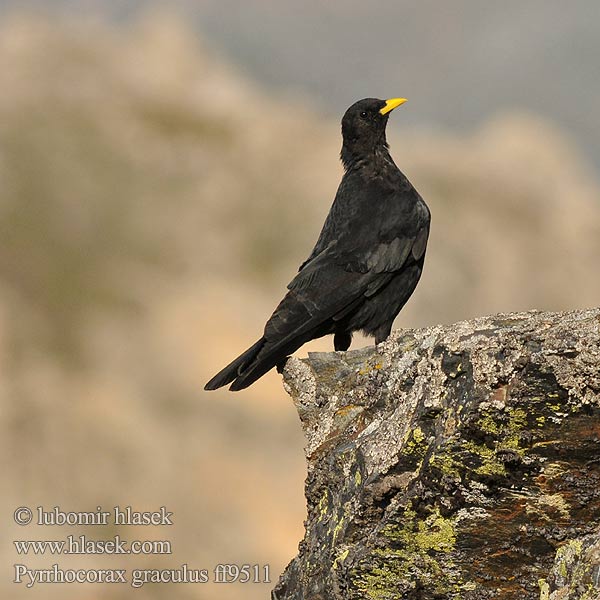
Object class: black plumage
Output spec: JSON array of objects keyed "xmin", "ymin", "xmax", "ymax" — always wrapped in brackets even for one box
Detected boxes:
[{"xmin": 205, "ymin": 97, "xmax": 430, "ymax": 391}]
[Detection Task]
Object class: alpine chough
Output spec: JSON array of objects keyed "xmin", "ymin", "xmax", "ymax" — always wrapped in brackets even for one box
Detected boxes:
[{"xmin": 205, "ymin": 97, "xmax": 430, "ymax": 391}]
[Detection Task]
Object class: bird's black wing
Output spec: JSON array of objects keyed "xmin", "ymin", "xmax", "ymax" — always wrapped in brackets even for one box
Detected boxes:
[
  {"xmin": 229, "ymin": 211, "xmax": 428, "ymax": 390},
  {"xmin": 273, "ymin": 180, "xmax": 430, "ymax": 341},
  {"xmin": 297, "ymin": 175, "xmax": 359, "ymax": 271}
]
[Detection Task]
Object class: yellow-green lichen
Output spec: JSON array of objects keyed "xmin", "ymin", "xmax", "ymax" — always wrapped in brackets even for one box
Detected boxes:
[
  {"xmin": 431, "ymin": 403, "xmax": 532, "ymax": 482},
  {"xmin": 509, "ymin": 407, "xmax": 528, "ymax": 427},
  {"xmin": 400, "ymin": 426, "xmax": 430, "ymax": 470},
  {"xmin": 412, "ymin": 426, "xmax": 425, "ymax": 444},
  {"xmin": 470, "ymin": 405, "xmax": 530, "ymax": 474},
  {"xmin": 478, "ymin": 413, "xmax": 501, "ymax": 435},
  {"xmin": 332, "ymin": 515, "xmax": 346, "ymax": 544},
  {"xmin": 317, "ymin": 491, "xmax": 329, "ymax": 520},
  {"xmin": 333, "ymin": 548, "xmax": 349, "ymax": 569},
  {"xmin": 560, "ymin": 558, "xmax": 568, "ymax": 579},
  {"xmin": 414, "ymin": 509, "xmax": 456, "ymax": 552},
  {"xmin": 555, "ymin": 539, "xmax": 583, "ymax": 567},
  {"xmin": 355, "ymin": 554, "xmax": 460, "ymax": 600},
  {"xmin": 462, "ymin": 440, "xmax": 507, "ymax": 477},
  {"xmin": 403, "ymin": 426, "xmax": 428, "ymax": 456},
  {"xmin": 430, "ymin": 451, "xmax": 461, "ymax": 478},
  {"xmin": 355, "ymin": 470, "xmax": 362, "ymax": 486},
  {"xmin": 546, "ymin": 539, "xmax": 600, "ymax": 599},
  {"xmin": 329, "ymin": 498, "xmax": 354, "ymax": 545},
  {"xmin": 539, "ymin": 578, "xmax": 550, "ymax": 600},
  {"xmin": 352, "ymin": 507, "xmax": 461, "ymax": 599}
]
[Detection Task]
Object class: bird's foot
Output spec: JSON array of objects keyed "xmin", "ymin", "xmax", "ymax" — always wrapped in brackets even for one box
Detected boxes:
[{"xmin": 276, "ymin": 356, "xmax": 291, "ymax": 374}]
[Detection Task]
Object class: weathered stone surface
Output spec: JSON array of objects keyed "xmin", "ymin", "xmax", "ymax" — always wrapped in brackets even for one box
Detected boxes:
[
  {"xmin": 542, "ymin": 531, "xmax": 600, "ymax": 600},
  {"xmin": 273, "ymin": 308, "xmax": 600, "ymax": 600}
]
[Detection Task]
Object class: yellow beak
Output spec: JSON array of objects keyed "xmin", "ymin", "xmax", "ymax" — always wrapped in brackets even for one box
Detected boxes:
[{"xmin": 379, "ymin": 98, "xmax": 407, "ymax": 115}]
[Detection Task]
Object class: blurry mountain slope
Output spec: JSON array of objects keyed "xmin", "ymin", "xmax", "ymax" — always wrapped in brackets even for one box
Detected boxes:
[
  {"xmin": 398, "ymin": 113, "xmax": 600, "ymax": 325},
  {"xmin": 0, "ymin": 14, "xmax": 599, "ymax": 600},
  {"xmin": 2, "ymin": 0, "xmax": 599, "ymax": 173},
  {"xmin": 0, "ymin": 13, "xmax": 340, "ymax": 363},
  {"xmin": 0, "ymin": 15, "xmax": 325, "ymax": 600}
]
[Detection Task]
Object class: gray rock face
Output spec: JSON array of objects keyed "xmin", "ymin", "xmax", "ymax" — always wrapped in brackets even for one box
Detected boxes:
[{"xmin": 273, "ymin": 308, "xmax": 600, "ymax": 600}]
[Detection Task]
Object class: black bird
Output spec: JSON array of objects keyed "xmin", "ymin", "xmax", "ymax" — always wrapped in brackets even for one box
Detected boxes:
[{"xmin": 205, "ymin": 97, "xmax": 430, "ymax": 391}]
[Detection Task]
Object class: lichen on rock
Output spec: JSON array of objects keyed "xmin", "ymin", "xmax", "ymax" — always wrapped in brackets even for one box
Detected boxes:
[{"xmin": 273, "ymin": 308, "xmax": 600, "ymax": 600}]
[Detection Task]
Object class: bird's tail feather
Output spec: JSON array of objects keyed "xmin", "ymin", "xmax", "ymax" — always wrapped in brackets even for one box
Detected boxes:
[
  {"xmin": 206, "ymin": 291, "xmax": 360, "ymax": 391},
  {"xmin": 204, "ymin": 338, "xmax": 265, "ymax": 391},
  {"xmin": 228, "ymin": 326, "xmax": 326, "ymax": 391}
]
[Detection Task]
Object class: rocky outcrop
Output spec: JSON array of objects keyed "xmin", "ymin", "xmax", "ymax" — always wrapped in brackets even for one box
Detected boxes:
[{"xmin": 273, "ymin": 308, "xmax": 600, "ymax": 600}]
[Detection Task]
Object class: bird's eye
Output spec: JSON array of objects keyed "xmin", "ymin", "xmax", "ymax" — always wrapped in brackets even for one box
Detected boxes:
[{"xmin": 360, "ymin": 111, "xmax": 368, "ymax": 118}]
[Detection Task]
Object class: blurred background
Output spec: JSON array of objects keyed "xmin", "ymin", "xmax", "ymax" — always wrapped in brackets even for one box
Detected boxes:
[{"xmin": 1, "ymin": 1, "xmax": 599, "ymax": 599}]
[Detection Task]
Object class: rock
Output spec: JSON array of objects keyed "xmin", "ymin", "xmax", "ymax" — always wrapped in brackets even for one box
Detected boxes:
[
  {"xmin": 273, "ymin": 308, "xmax": 600, "ymax": 600},
  {"xmin": 542, "ymin": 531, "xmax": 600, "ymax": 600}
]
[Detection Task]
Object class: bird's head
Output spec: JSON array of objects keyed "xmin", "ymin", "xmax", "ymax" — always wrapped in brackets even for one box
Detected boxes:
[{"xmin": 340, "ymin": 97, "xmax": 406, "ymax": 169}]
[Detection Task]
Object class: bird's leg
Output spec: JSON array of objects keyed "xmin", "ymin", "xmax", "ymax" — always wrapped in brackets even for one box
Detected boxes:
[
  {"xmin": 374, "ymin": 324, "xmax": 392, "ymax": 345},
  {"xmin": 334, "ymin": 330, "xmax": 352, "ymax": 351},
  {"xmin": 276, "ymin": 356, "xmax": 291, "ymax": 374}
]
